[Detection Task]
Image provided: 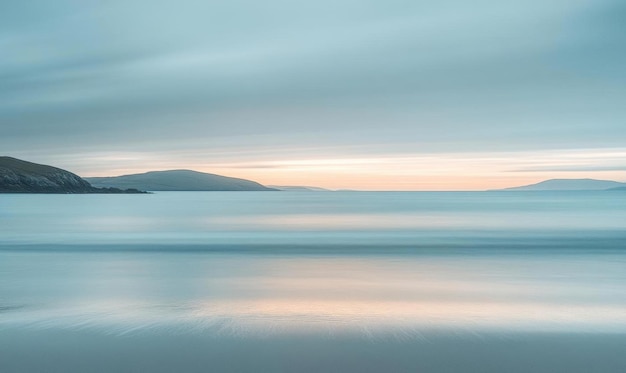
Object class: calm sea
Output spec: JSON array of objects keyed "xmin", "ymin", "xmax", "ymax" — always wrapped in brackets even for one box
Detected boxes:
[{"xmin": 1, "ymin": 192, "xmax": 625, "ymax": 372}]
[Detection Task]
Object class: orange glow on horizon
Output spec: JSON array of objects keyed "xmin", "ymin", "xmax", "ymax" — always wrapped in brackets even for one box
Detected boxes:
[{"xmin": 73, "ymin": 149, "xmax": 626, "ymax": 191}]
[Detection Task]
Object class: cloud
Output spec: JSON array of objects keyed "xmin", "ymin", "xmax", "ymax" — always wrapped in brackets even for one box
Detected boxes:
[
  {"xmin": 510, "ymin": 165, "xmax": 626, "ymax": 172},
  {"xmin": 1, "ymin": 0, "xmax": 625, "ymax": 188}
]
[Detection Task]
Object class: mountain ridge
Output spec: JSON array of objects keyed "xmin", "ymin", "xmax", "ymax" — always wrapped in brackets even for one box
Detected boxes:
[
  {"xmin": 86, "ymin": 169, "xmax": 277, "ymax": 191},
  {"xmin": 493, "ymin": 178, "xmax": 626, "ymax": 191}
]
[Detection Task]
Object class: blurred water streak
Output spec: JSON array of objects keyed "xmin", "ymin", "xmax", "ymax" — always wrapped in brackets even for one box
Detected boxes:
[{"xmin": 1, "ymin": 191, "xmax": 625, "ymax": 337}]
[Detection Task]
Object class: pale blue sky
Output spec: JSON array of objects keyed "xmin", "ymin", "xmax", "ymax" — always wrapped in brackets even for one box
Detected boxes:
[{"xmin": 1, "ymin": 0, "xmax": 625, "ymax": 189}]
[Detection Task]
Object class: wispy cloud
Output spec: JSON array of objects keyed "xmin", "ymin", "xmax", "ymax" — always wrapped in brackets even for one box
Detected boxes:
[
  {"xmin": 1, "ymin": 0, "xmax": 625, "ymax": 189},
  {"xmin": 510, "ymin": 165, "xmax": 626, "ymax": 172}
]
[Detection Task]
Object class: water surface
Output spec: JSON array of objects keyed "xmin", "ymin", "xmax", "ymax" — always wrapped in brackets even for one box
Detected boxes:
[{"xmin": 1, "ymin": 192, "xmax": 625, "ymax": 372}]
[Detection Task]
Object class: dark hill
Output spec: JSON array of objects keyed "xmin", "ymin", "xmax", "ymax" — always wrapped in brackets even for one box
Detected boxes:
[
  {"xmin": 0, "ymin": 156, "xmax": 144, "ymax": 193},
  {"xmin": 85, "ymin": 170, "xmax": 277, "ymax": 191}
]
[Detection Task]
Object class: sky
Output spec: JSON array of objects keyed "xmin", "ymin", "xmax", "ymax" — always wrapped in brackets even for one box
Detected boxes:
[{"xmin": 1, "ymin": 0, "xmax": 625, "ymax": 190}]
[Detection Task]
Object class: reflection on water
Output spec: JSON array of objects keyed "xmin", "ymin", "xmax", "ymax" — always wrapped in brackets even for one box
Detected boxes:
[
  {"xmin": 2, "ymin": 251, "xmax": 625, "ymax": 336},
  {"xmin": 1, "ymin": 192, "xmax": 626, "ymax": 372}
]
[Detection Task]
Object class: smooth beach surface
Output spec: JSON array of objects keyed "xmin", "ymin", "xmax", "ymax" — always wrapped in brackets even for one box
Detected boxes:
[{"xmin": 1, "ymin": 192, "xmax": 625, "ymax": 372}]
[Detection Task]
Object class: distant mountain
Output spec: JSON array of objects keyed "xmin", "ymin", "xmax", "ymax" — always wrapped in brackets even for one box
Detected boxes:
[
  {"xmin": 268, "ymin": 185, "xmax": 331, "ymax": 191},
  {"xmin": 494, "ymin": 178, "xmax": 626, "ymax": 191},
  {"xmin": 86, "ymin": 170, "xmax": 277, "ymax": 191},
  {"xmin": 0, "ymin": 156, "xmax": 143, "ymax": 193}
]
